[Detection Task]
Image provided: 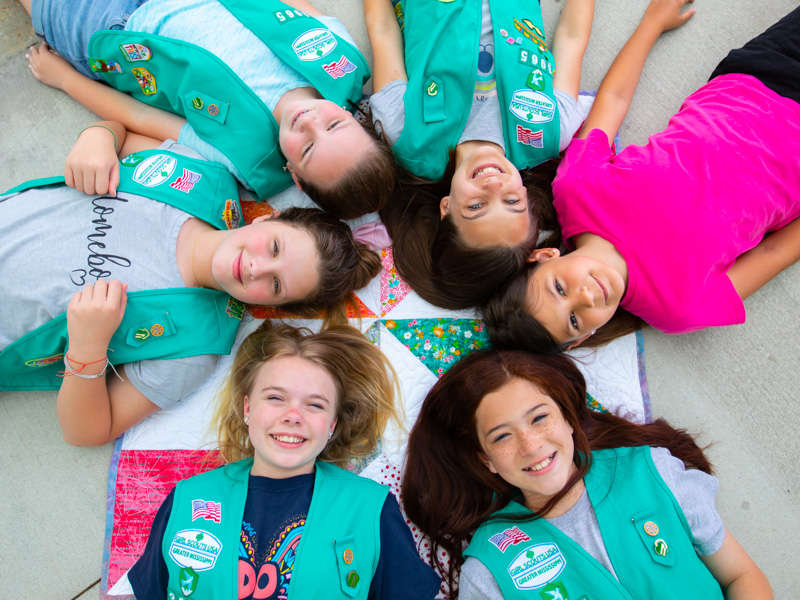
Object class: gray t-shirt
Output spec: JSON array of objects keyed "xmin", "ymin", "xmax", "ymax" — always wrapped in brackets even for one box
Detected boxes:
[
  {"xmin": 458, "ymin": 447, "xmax": 726, "ymax": 599},
  {"xmin": 0, "ymin": 141, "xmax": 218, "ymax": 409},
  {"xmin": 370, "ymin": 0, "xmax": 582, "ymax": 153}
]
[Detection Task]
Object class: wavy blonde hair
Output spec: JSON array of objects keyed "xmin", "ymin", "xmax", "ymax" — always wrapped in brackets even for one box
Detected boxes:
[{"xmin": 212, "ymin": 320, "xmax": 399, "ymax": 467}]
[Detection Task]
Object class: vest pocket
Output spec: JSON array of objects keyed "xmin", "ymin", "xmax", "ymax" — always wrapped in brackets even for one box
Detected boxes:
[
  {"xmin": 422, "ymin": 76, "xmax": 446, "ymax": 123},
  {"xmin": 631, "ymin": 510, "xmax": 677, "ymax": 568},
  {"xmin": 334, "ymin": 535, "xmax": 362, "ymax": 597},
  {"xmin": 183, "ymin": 90, "xmax": 229, "ymax": 125},
  {"xmin": 125, "ymin": 312, "xmax": 177, "ymax": 348}
]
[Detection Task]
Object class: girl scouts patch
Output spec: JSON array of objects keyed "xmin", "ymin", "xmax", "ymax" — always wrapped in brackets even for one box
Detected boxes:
[
  {"xmin": 120, "ymin": 43, "xmax": 152, "ymax": 62},
  {"xmin": 508, "ymin": 90, "xmax": 555, "ymax": 124},
  {"xmin": 132, "ymin": 154, "xmax": 178, "ymax": 187},
  {"xmin": 221, "ymin": 199, "xmax": 241, "ymax": 229},
  {"xmin": 132, "ymin": 67, "xmax": 157, "ymax": 95},
  {"xmin": 168, "ymin": 529, "xmax": 222, "ymax": 572},
  {"xmin": 508, "ymin": 543, "xmax": 566, "ymax": 590},
  {"xmin": 24, "ymin": 353, "xmax": 64, "ymax": 368},
  {"xmin": 292, "ymin": 28, "xmax": 337, "ymax": 61},
  {"xmin": 89, "ymin": 58, "xmax": 123, "ymax": 74},
  {"xmin": 169, "ymin": 168, "xmax": 202, "ymax": 193}
]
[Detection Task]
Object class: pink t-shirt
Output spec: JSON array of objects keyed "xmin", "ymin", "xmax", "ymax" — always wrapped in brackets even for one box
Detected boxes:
[{"xmin": 553, "ymin": 74, "xmax": 800, "ymax": 334}]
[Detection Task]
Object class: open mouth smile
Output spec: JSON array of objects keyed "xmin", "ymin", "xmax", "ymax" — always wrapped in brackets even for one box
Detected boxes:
[
  {"xmin": 291, "ymin": 108, "xmax": 311, "ymax": 129},
  {"xmin": 472, "ymin": 164, "xmax": 504, "ymax": 179},
  {"xmin": 271, "ymin": 434, "xmax": 306, "ymax": 447},
  {"xmin": 522, "ymin": 452, "xmax": 556, "ymax": 473}
]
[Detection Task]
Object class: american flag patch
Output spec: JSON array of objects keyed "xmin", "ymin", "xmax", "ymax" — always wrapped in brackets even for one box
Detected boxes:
[
  {"xmin": 489, "ymin": 526, "xmax": 530, "ymax": 552},
  {"xmin": 169, "ymin": 168, "xmax": 202, "ymax": 193},
  {"xmin": 516, "ymin": 125, "xmax": 544, "ymax": 148},
  {"xmin": 191, "ymin": 499, "xmax": 221, "ymax": 523},
  {"xmin": 322, "ymin": 55, "xmax": 357, "ymax": 79}
]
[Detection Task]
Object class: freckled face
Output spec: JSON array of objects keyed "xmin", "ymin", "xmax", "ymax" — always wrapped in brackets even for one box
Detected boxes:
[
  {"xmin": 279, "ymin": 99, "xmax": 375, "ymax": 188},
  {"xmin": 211, "ymin": 220, "xmax": 320, "ymax": 306},
  {"xmin": 443, "ymin": 145, "xmax": 531, "ymax": 248},
  {"xmin": 475, "ymin": 378, "xmax": 576, "ymax": 512},
  {"xmin": 243, "ymin": 355, "xmax": 338, "ymax": 479}
]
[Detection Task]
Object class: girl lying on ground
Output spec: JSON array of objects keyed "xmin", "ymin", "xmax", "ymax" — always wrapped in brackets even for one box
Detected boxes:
[
  {"xmin": 483, "ymin": 3, "xmax": 800, "ymax": 353},
  {"xmin": 403, "ymin": 349, "xmax": 772, "ymax": 598}
]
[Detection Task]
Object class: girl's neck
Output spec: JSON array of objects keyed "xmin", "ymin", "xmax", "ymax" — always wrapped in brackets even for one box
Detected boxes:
[
  {"xmin": 574, "ymin": 232, "xmax": 629, "ymax": 288},
  {"xmin": 525, "ymin": 478, "xmax": 587, "ymax": 519},
  {"xmin": 176, "ymin": 218, "xmax": 224, "ymax": 290},
  {"xmin": 454, "ymin": 139, "xmax": 504, "ymax": 165},
  {"xmin": 272, "ymin": 86, "xmax": 322, "ymax": 123}
]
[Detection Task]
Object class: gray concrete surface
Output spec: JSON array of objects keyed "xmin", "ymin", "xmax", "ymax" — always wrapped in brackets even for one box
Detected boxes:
[{"xmin": 1, "ymin": 0, "xmax": 798, "ymax": 597}]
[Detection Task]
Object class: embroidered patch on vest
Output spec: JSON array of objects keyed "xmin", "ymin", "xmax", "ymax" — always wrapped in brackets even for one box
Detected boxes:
[
  {"xmin": 132, "ymin": 67, "xmax": 157, "ymax": 95},
  {"xmin": 322, "ymin": 56, "xmax": 356, "ymax": 79},
  {"xmin": 89, "ymin": 58, "xmax": 123, "ymax": 74},
  {"xmin": 170, "ymin": 168, "xmax": 202, "ymax": 193},
  {"xmin": 508, "ymin": 90, "xmax": 555, "ymax": 124},
  {"xmin": 121, "ymin": 153, "xmax": 145, "ymax": 167},
  {"xmin": 540, "ymin": 581, "xmax": 568, "ymax": 600},
  {"xmin": 178, "ymin": 567, "xmax": 199, "ymax": 596},
  {"xmin": 273, "ymin": 8, "xmax": 306, "ymax": 24},
  {"xmin": 132, "ymin": 154, "xmax": 177, "ymax": 188},
  {"xmin": 191, "ymin": 499, "xmax": 221, "ymax": 523},
  {"xmin": 489, "ymin": 526, "xmax": 531, "ymax": 552},
  {"xmin": 222, "ymin": 199, "xmax": 241, "ymax": 230},
  {"xmin": 513, "ymin": 18, "xmax": 548, "ymax": 52},
  {"xmin": 24, "ymin": 353, "xmax": 64, "ymax": 368},
  {"xmin": 507, "ymin": 543, "xmax": 566, "ymax": 590},
  {"xmin": 516, "ymin": 125, "xmax": 544, "ymax": 148},
  {"xmin": 119, "ymin": 43, "xmax": 151, "ymax": 62},
  {"xmin": 526, "ymin": 69, "xmax": 546, "ymax": 91},
  {"xmin": 168, "ymin": 529, "xmax": 223, "ymax": 572},
  {"xmin": 292, "ymin": 28, "xmax": 337, "ymax": 61},
  {"xmin": 225, "ymin": 298, "xmax": 246, "ymax": 320}
]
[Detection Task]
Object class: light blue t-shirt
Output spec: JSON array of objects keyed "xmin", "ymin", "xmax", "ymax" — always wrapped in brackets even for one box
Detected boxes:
[{"xmin": 125, "ymin": 0, "xmax": 356, "ymax": 180}]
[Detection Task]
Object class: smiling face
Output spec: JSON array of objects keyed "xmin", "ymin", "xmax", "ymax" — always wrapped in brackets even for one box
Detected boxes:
[
  {"xmin": 442, "ymin": 145, "xmax": 531, "ymax": 249},
  {"xmin": 211, "ymin": 218, "xmax": 320, "ymax": 306},
  {"xmin": 525, "ymin": 250, "xmax": 625, "ymax": 347},
  {"xmin": 475, "ymin": 377, "xmax": 576, "ymax": 512},
  {"xmin": 243, "ymin": 355, "xmax": 339, "ymax": 479},
  {"xmin": 279, "ymin": 99, "xmax": 376, "ymax": 188}
]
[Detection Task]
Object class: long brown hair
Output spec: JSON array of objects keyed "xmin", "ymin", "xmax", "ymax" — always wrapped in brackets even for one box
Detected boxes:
[
  {"xmin": 482, "ymin": 261, "xmax": 646, "ymax": 354},
  {"xmin": 381, "ymin": 156, "xmax": 561, "ymax": 310},
  {"xmin": 402, "ymin": 349, "xmax": 710, "ymax": 594},
  {"xmin": 213, "ymin": 320, "xmax": 399, "ymax": 466},
  {"xmin": 275, "ymin": 207, "xmax": 381, "ymax": 318},
  {"xmin": 297, "ymin": 114, "xmax": 397, "ymax": 220}
]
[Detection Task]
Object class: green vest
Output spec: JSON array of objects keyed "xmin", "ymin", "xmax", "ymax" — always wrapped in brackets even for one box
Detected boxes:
[
  {"xmin": 87, "ymin": 0, "xmax": 371, "ymax": 200},
  {"xmin": 163, "ymin": 459, "xmax": 388, "ymax": 599},
  {"xmin": 393, "ymin": 0, "xmax": 560, "ymax": 180},
  {"xmin": 464, "ymin": 447, "xmax": 724, "ymax": 599},
  {"xmin": 0, "ymin": 151, "xmax": 245, "ymax": 391}
]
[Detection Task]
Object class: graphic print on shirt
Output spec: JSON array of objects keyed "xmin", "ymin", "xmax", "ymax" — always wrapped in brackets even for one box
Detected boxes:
[
  {"xmin": 70, "ymin": 196, "xmax": 132, "ymax": 287},
  {"xmin": 239, "ymin": 516, "xmax": 306, "ymax": 599},
  {"xmin": 474, "ymin": 43, "xmax": 497, "ymax": 102}
]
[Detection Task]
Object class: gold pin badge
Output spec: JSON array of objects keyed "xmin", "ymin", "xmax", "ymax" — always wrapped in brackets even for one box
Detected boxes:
[
  {"xmin": 151, "ymin": 324, "xmax": 165, "ymax": 337},
  {"xmin": 643, "ymin": 521, "xmax": 659, "ymax": 536},
  {"xmin": 654, "ymin": 538, "xmax": 669, "ymax": 557},
  {"xmin": 343, "ymin": 548, "xmax": 353, "ymax": 564}
]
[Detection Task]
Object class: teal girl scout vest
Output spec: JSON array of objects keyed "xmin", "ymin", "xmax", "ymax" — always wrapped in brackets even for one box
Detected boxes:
[
  {"xmin": 0, "ymin": 150, "xmax": 245, "ymax": 391},
  {"xmin": 464, "ymin": 447, "xmax": 723, "ymax": 599},
  {"xmin": 87, "ymin": 0, "xmax": 371, "ymax": 200},
  {"xmin": 163, "ymin": 459, "xmax": 388, "ymax": 599},
  {"xmin": 393, "ymin": 0, "xmax": 560, "ymax": 180}
]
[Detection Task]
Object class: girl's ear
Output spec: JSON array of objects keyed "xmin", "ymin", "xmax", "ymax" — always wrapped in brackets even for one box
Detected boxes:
[
  {"xmin": 286, "ymin": 162, "xmax": 302, "ymax": 190},
  {"xmin": 252, "ymin": 210, "xmax": 281, "ymax": 223},
  {"xmin": 439, "ymin": 196, "xmax": 451, "ymax": 220},
  {"xmin": 479, "ymin": 451, "xmax": 498, "ymax": 474},
  {"xmin": 527, "ymin": 247, "xmax": 560, "ymax": 263},
  {"xmin": 243, "ymin": 395, "xmax": 251, "ymax": 419}
]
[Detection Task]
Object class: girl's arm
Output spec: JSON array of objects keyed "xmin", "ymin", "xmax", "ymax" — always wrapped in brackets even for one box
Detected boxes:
[
  {"xmin": 728, "ymin": 216, "xmax": 800, "ymax": 300},
  {"xmin": 27, "ymin": 43, "xmax": 184, "ymax": 141},
  {"xmin": 57, "ymin": 280, "xmax": 160, "ymax": 447},
  {"xmin": 551, "ymin": 0, "xmax": 595, "ymax": 100},
  {"xmin": 363, "ymin": 0, "xmax": 407, "ymax": 91},
  {"xmin": 700, "ymin": 529, "xmax": 773, "ymax": 599},
  {"xmin": 578, "ymin": 0, "xmax": 696, "ymax": 142},
  {"xmin": 64, "ymin": 121, "xmax": 162, "ymax": 195}
]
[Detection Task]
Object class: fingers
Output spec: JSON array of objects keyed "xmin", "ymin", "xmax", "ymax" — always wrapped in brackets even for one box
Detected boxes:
[{"xmin": 109, "ymin": 161, "xmax": 120, "ymax": 196}]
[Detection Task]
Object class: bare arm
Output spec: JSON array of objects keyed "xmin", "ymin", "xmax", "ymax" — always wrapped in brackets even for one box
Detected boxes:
[
  {"xmin": 728, "ymin": 216, "xmax": 800, "ymax": 300},
  {"xmin": 578, "ymin": 0, "xmax": 696, "ymax": 142},
  {"xmin": 28, "ymin": 43, "xmax": 184, "ymax": 141},
  {"xmin": 57, "ymin": 280, "xmax": 160, "ymax": 446},
  {"xmin": 551, "ymin": 0, "xmax": 595, "ymax": 100},
  {"xmin": 363, "ymin": 0, "xmax": 407, "ymax": 92},
  {"xmin": 700, "ymin": 529, "xmax": 773, "ymax": 599}
]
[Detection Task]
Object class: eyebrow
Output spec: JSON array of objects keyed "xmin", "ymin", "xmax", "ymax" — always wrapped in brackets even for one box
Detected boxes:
[
  {"xmin": 461, "ymin": 206, "xmax": 526, "ymax": 221},
  {"xmin": 545, "ymin": 283, "xmax": 572, "ymax": 340},
  {"xmin": 485, "ymin": 403, "xmax": 547, "ymax": 437},
  {"xmin": 302, "ymin": 120, "xmax": 354, "ymax": 167},
  {"xmin": 261, "ymin": 385, "xmax": 332, "ymax": 404}
]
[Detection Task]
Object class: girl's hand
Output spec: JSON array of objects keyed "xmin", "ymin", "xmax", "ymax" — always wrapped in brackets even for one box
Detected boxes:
[
  {"xmin": 66, "ymin": 280, "xmax": 128, "ymax": 363},
  {"xmin": 26, "ymin": 42, "xmax": 75, "ymax": 91},
  {"xmin": 65, "ymin": 125, "xmax": 121, "ymax": 195},
  {"xmin": 643, "ymin": 0, "xmax": 696, "ymax": 33}
]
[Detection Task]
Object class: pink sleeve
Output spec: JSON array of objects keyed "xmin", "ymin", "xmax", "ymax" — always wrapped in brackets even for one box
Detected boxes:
[
  {"xmin": 660, "ymin": 276, "xmax": 746, "ymax": 334},
  {"xmin": 553, "ymin": 129, "xmax": 615, "ymax": 198}
]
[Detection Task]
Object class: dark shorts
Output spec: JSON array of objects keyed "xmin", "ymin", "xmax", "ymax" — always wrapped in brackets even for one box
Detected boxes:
[
  {"xmin": 710, "ymin": 6, "xmax": 800, "ymax": 104},
  {"xmin": 30, "ymin": 0, "xmax": 146, "ymax": 79}
]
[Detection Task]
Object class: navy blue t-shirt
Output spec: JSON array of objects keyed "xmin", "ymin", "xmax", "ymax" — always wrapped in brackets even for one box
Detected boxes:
[{"xmin": 129, "ymin": 470, "xmax": 440, "ymax": 599}]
